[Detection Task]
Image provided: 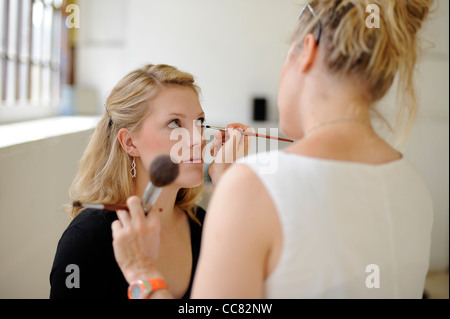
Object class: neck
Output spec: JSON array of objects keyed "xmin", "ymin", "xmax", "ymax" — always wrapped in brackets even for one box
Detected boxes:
[
  {"xmin": 152, "ymin": 185, "xmax": 180, "ymax": 219},
  {"xmin": 304, "ymin": 117, "xmax": 372, "ymax": 137},
  {"xmin": 299, "ymin": 74, "xmax": 373, "ymax": 138}
]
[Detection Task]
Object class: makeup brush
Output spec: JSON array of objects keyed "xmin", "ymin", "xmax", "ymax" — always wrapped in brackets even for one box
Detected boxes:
[
  {"xmin": 72, "ymin": 201, "xmax": 129, "ymax": 211},
  {"xmin": 203, "ymin": 125, "xmax": 294, "ymax": 143},
  {"xmin": 73, "ymin": 154, "xmax": 179, "ymax": 213},
  {"xmin": 141, "ymin": 154, "xmax": 179, "ymax": 212}
]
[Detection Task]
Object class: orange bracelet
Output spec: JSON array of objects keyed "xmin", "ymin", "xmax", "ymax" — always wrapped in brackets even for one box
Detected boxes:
[{"xmin": 128, "ymin": 279, "xmax": 169, "ymax": 299}]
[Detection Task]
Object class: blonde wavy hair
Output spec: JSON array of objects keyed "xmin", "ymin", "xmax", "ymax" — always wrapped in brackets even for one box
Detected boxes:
[
  {"xmin": 68, "ymin": 64, "xmax": 203, "ymax": 223},
  {"xmin": 292, "ymin": 0, "xmax": 435, "ymax": 144}
]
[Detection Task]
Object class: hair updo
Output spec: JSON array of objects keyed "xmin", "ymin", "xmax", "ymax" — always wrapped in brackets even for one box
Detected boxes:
[{"xmin": 292, "ymin": 0, "xmax": 435, "ymax": 142}]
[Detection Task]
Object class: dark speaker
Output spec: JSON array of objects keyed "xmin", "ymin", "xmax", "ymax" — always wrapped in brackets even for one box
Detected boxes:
[{"xmin": 252, "ymin": 97, "xmax": 267, "ymax": 122}]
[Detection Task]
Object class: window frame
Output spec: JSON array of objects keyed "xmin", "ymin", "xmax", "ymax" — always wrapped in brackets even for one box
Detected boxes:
[{"xmin": 0, "ymin": 0, "xmax": 72, "ymax": 124}]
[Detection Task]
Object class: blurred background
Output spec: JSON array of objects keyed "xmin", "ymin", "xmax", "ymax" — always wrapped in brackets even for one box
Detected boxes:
[{"xmin": 0, "ymin": 0, "xmax": 448, "ymax": 298}]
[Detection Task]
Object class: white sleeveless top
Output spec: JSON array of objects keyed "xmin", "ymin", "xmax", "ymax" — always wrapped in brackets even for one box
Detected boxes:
[{"xmin": 238, "ymin": 150, "xmax": 433, "ymax": 299}]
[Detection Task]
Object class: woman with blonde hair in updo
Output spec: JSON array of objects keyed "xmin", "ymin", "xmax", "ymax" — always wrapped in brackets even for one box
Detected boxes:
[
  {"xmin": 49, "ymin": 64, "xmax": 250, "ymax": 299},
  {"xmin": 112, "ymin": 0, "xmax": 436, "ymax": 299}
]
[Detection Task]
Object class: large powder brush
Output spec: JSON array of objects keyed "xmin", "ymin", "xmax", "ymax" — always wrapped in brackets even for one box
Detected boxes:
[
  {"xmin": 73, "ymin": 154, "xmax": 179, "ymax": 213},
  {"xmin": 141, "ymin": 154, "xmax": 179, "ymax": 212}
]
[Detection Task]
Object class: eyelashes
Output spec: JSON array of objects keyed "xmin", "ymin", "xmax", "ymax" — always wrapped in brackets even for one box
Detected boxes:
[
  {"xmin": 197, "ymin": 117, "xmax": 206, "ymax": 127},
  {"xmin": 167, "ymin": 117, "xmax": 205, "ymax": 129},
  {"xmin": 167, "ymin": 119, "xmax": 182, "ymax": 129}
]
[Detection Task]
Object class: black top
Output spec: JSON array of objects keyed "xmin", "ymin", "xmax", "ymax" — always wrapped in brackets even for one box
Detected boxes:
[{"xmin": 49, "ymin": 206, "xmax": 206, "ymax": 299}]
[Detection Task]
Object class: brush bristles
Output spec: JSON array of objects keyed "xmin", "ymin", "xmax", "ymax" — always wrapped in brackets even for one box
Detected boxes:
[{"xmin": 150, "ymin": 154, "xmax": 180, "ymax": 187}]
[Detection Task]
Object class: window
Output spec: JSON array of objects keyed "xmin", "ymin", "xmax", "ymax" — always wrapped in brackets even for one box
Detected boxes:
[{"xmin": 0, "ymin": 0, "xmax": 72, "ymax": 124}]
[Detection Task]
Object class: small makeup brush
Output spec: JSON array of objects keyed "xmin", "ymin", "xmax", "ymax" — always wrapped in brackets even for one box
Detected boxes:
[
  {"xmin": 203, "ymin": 125, "xmax": 294, "ymax": 143},
  {"xmin": 72, "ymin": 154, "xmax": 180, "ymax": 214}
]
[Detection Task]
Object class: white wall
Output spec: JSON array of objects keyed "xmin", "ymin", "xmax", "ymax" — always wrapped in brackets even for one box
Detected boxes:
[
  {"xmin": 76, "ymin": 0, "xmax": 301, "ymax": 123},
  {"xmin": 0, "ymin": 127, "xmax": 95, "ymax": 298}
]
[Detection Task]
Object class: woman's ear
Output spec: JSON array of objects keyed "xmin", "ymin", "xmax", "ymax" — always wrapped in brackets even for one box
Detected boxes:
[
  {"xmin": 118, "ymin": 128, "xmax": 139, "ymax": 157},
  {"xmin": 299, "ymin": 34, "xmax": 319, "ymax": 72}
]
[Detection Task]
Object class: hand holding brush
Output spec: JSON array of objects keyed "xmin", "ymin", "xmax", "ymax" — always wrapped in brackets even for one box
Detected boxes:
[{"xmin": 73, "ymin": 154, "xmax": 179, "ymax": 214}]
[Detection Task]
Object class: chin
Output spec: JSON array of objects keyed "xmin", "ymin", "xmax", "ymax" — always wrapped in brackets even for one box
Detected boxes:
[{"xmin": 176, "ymin": 163, "xmax": 205, "ymax": 188}]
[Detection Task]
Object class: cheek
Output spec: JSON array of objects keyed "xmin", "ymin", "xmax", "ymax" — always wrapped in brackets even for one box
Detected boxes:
[
  {"xmin": 136, "ymin": 133, "xmax": 175, "ymax": 169},
  {"xmin": 142, "ymin": 137, "xmax": 170, "ymax": 154}
]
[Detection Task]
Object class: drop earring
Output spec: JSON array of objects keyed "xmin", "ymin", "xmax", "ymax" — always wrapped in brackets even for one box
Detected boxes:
[{"xmin": 130, "ymin": 157, "xmax": 136, "ymax": 179}]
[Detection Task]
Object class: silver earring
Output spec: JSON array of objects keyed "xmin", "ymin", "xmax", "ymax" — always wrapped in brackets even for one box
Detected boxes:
[{"xmin": 130, "ymin": 157, "xmax": 136, "ymax": 179}]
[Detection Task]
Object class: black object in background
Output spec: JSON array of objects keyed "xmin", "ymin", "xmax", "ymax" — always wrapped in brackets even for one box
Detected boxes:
[{"xmin": 253, "ymin": 97, "xmax": 267, "ymax": 122}]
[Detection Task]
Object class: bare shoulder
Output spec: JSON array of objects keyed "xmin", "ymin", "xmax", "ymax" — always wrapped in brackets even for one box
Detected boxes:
[
  {"xmin": 193, "ymin": 162, "xmax": 279, "ymax": 297},
  {"xmin": 205, "ymin": 161, "xmax": 279, "ymax": 264},
  {"xmin": 213, "ymin": 163, "xmax": 266, "ymax": 200},
  {"xmin": 208, "ymin": 164, "xmax": 270, "ymax": 209}
]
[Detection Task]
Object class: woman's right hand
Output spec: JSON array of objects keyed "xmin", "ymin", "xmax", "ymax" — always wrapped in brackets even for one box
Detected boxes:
[
  {"xmin": 208, "ymin": 123, "xmax": 252, "ymax": 185},
  {"xmin": 111, "ymin": 196, "xmax": 163, "ymax": 284}
]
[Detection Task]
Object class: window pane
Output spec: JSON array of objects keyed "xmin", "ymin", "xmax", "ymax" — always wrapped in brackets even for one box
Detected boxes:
[
  {"xmin": 52, "ymin": 9, "xmax": 61, "ymax": 65},
  {"xmin": 59, "ymin": 20, "xmax": 69, "ymax": 85},
  {"xmin": 31, "ymin": 0, "xmax": 44, "ymax": 63},
  {"xmin": 19, "ymin": 0, "xmax": 32, "ymax": 60},
  {"xmin": 6, "ymin": 59, "xmax": 16, "ymax": 101},
  {"xmin": 0, "ymin": 0, "xmax": 5, "ymax": 55},
  {"xmin": 41, "ymin": 65, "xmax": 50, "ymax": 103},
  {"xmin": 7, "ymin": 0, "xmax": 18, "ymax": 57},
  {"xmin": 52, "ymin": 69, "xmax": 59, "ymax": 101},
  {"xmin": 42, "ymin": 4, "xmax": 53, "ymax": 63},
  {"xmin": 30, "ymin": 63, "xmax": 40, "ymax": 101},
  {"xmin": 0, "ymin": 59, "xmax": 4, "ymax": 99},
  {"xmin": 19, "ymin": 62, "xmax": 29, "ymax": 100}
]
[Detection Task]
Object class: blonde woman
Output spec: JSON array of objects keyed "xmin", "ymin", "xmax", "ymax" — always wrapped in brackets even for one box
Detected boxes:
[
  {"xmin": 49, "ymin": 64, "xmax": 249, "ymax": 299},
  {"xmin": 112, "ymin": 0, "xmax": 435, "ymax": 299}
]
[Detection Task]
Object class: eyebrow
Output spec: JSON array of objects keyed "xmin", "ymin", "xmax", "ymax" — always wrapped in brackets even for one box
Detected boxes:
[{"xmin": 168, "ymin": 112, "xmax": 205, "ymax": 118}]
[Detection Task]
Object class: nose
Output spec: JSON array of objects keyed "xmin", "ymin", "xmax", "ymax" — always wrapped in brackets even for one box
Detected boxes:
[{"xmin": 191, "ymin": 122, "xmax": 203, "ymax": 148}]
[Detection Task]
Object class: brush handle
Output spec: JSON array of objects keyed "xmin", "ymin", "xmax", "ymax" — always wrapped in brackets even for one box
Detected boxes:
[
  {"xmin": 204, "ymin": 125, "xmax": 294, "ymax": 143},
  {"xmin": 102, "ymin": 203, "xmax": 129, "ymax": 211},
  {"xmin": 80, "ymin": 203, "xmax": 129, "ymax": 211},
  {"xmin": 79, "ymin": 203, "xmax": 158, "ymax": 216},
  {"xmin": 242, "ymin": 131, "xmax": 294, "ymax": 143}
]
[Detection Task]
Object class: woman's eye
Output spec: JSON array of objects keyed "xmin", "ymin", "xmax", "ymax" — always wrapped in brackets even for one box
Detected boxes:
[{"xmin": 168, "ymin": 119, "xmax": 182, "ymax": 129}]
